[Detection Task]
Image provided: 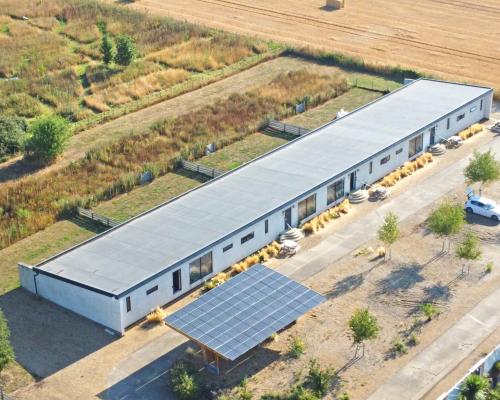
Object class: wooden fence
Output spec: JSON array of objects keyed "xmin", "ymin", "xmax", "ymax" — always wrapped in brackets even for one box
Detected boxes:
[
  {"xmin": 267, "ymin": 120, "xmax": 310, "ymax": 136},
  {"xmin": 77, "ymin": 207, "xmax": 119, "ymax": 228},
  {"xmin": 180, "ymin": 159, "xmax": 224, "ymax": 179}
]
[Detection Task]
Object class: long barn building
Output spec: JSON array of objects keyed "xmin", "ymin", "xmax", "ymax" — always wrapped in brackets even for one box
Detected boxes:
[{"xmin": 19, "ymin": 79, "xmax": 493, "ymax": 334}]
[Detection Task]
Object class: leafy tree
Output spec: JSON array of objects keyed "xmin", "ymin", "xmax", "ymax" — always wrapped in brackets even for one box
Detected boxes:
[
  {"xmin": 348, "ymin": 308, "xmax": 380, "ymax": 357},
  {"xmin": 427, "ymin": 200, "xmax": 465, "ymax": 252},
  {"xmin": 114, "ymin": 35, "xmax": 136, "ymax": 66},
  {"xmin": 456, "ymin": 230, "xmax": 482, "ymax": 276},
  {"xmin": 0, "ymin": 116, "xmax": 28, "ymax": 160},
  {"xmin": 0, "ymin": 308, "xmax": 14, "ymax": 375},
  {"xmin": 459, "ymin": 373, "xmax": 489, "ymax": 400},
  {"xmin": 464, "ymin": 150, "xmax": 500, "ymax": 194},
  {"xmin": 101, "ymin": 33, "xmax": 114, "ymax": 65},
  {"xmin": 24, "ymin": 115, "xmax": 71, "ymax": 163},
  {"xmin": 377, "ymin": 212, "xmax": 400, "ymax": 259},
  {"xmin": 305, "ymin": 359, "xmax": 336, "ymax": 397}
]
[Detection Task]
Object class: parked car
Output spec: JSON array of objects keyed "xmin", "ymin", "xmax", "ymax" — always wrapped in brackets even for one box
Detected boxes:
[{"xmin": 464, "ymin": 196, "xmax": 500, "ymax": 221}]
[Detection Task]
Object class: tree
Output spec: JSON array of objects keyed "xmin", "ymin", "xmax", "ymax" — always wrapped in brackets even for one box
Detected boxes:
[
  {"xmin": 100, "ymin": 33, "xmax": 114, "ymax": 65},
  {"xmin": 24, "ymin": 115, "xmax": 71, "ymax": 163},
  {"xmin": 464, "ymin": 150, "xmax": 500, "ymax": 195},
  {"xmin": 114, "ymin": 35, "xmax": 136, "ymax": 66},
  {"xmin": 0, "ymin": 308, "xmax": 14, "ymax": 375},
  {"xmin": 348, "ymin": 308, "xmax": 380, "ymax": 357},
  {"xmin": 0, "ymin": 116, "xmax": 28, "ymax": 160},
  {"xmin": 419, "ymin": 303, "xmax": 438, "ymax": 321},
  {"xmin": 427, "ymin": 200, "xmax": 465, "ymax": 253},
  {"xmin": 377, "ymin": 212, "xmax": 400, "ymax": 260},
  {"xmin": 456, "ymin": 230, "xmax": 482, "ymax": 276},
  {"xmin": 459, "ymin": 374, "xmax": 490, "ymax": 400}
]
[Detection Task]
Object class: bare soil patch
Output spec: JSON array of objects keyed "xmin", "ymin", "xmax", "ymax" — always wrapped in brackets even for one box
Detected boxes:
[{"xmin": 126, "ymin": 0, "xmax": 500, "ymax": 93}]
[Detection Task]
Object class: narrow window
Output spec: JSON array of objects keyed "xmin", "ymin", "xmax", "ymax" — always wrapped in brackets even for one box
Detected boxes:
[
  {"xmin": 173, "ymin": 269, "xmax": 182, "ymax": 293},
  {"xmin": 456, "ymin": 113, "xmax": 465, "ymax": 122},
  {"xmin": 265, "ymin": 219, "xmax": 269, "ymax": 234},
  {"xmin": 480, "ymin": 99, "xmax": 483, "ymax": 111},
  {"xmin": 470, "ymin": 106, "xmax": 477, "ymax": 112},
  {"xmin": 380, "ymin": 155, "xmax": 391, "ymax": 165},
  {"xmin": 369, "ymin": 161, "xmax": 373, "ymax": 174},
  {"xmin": 447, "ymin": 118, "xmax": 450, "ymax": 129},
  {"xmin": 396, "ymin": 148, "xmax": 403, "ymax": 155},
  {"xmin": 327, "ymin": 179, "xmax": 345, "ymax": 205},
  {"xmin": 146, "ymin": 285, "xmax": 158, "ymax": 295},
  {"xmin": 223, "ymin": 243, "xmax": 233, "ymax": 252},
  {"xmin": 126, "ymin": 296, "xmax": 131, "ymax": 312},
  {"xmin": 241, "ymin": 232, "xmax": 254, "ymax": 244}
]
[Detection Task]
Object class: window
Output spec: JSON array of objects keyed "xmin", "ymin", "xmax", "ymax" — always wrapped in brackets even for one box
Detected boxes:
[
  {"xmin": 470, "ymin": 105, "xmax": 477, "ymax": 112},
  {"xmin": 396, "ymin": 148, "xmax": 403, "ymax": 155},
  {"xmin": 146, "ymin": 285, "xmax": 158, "ymax": 295},
  {"xmin": 456, "ymin": 113, "xmax": 465, "ymax": 121},
  {"xmin": 298, "ymin": 194, "xmax": 316, "ymax": 222},
  {"xmin": 265, "ymin": 219, "xmax": 269, "ymax": 234},
  {"xmin": 447, "ymin": 118, "xmax": 450, "ymax": 129},
  {"xmin": 369, "ymin": 161, "xmax": 373, "ymax": 174},
  {"xmin": 327, "ymin": 179, "xmax": 344, "ymax": 205},
  {"xmin": 189, "ymin": 252, "xmax": 213, "ymax": 284},
  {"xmin": 173, "ymin": 269, "xmax": 182, "ymax": 293},
  {"xmin": 223, "ymin": 243, "xmax": 233, "ymax": 252},
  {"xmin": 241, "ymin": 232, "xmax": 254, "ymax": 244},
  {"xmin": 480, "ymin": 99, "xmax": 483, "ymax": 111},
  {"xmin": 380, "ymin": 155, "xmax": 390, "ymax": 165},
  {"xmin": 126, "ymin": 296, "xmax": 131, "ymax": 312},
  {"xmin": 408, "ymin": 134, "xmax": 423, "ymax": 158}
]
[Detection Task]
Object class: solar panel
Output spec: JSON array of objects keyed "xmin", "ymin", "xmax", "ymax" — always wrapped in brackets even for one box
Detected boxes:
[{"xmin": 165, "ymin": 264, "xmax": 325, "ymax": 361}]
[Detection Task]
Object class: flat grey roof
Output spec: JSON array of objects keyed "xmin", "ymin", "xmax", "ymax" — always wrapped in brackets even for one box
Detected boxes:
[
  {"xmin": 35, "ymin": 79, "xmax": 491, "ymax": 296},
  {"xmin": 165, "ymin": 264, "xmax": 325, "ymax": 360}
]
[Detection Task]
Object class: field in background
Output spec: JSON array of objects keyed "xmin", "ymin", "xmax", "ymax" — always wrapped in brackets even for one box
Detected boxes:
[
  {"xmin": 126, "ymin": 0, "xmax": 500, "ymax": 94},
  {"xmin": 0, "ymin": 0, "xmax": 271, "ymax": 125}
]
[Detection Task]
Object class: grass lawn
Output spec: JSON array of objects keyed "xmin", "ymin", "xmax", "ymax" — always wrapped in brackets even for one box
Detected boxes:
[
  {"xmin": 93, "ymin": 171, "xmax": 201, "ymax": 222},
  {"xmin": 0, "ymin": 217, "xmax": 106, "ymax": 295},
  {"xmin": 287, "ymin": 87, "xmax": 385, "ymax": 129},
  {"xmin": 199, "ymin": 132, "xmax": 293, "ymax": 171}
]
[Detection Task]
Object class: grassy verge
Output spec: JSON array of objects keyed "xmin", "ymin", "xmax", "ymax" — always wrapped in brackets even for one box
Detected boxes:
[{"xmin": 287, "ymin": 87, "xmax": 386, "ymax": 129}]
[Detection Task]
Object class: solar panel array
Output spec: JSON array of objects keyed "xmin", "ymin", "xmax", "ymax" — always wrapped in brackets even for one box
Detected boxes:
[{"xmin": 165, "ymin": 264, "xmax": 325, "ymax": 361}]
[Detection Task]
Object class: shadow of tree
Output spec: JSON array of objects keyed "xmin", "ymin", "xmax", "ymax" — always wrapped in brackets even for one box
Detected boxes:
[
  {"xmin": 326, "ymin": 273, "xmax": 364, "ymax": 298},
  {"xmin": 423, "ymin": 283, "xmax": 452, "ymax": 302},
  {"xmin": 374, "ymin": 263, "xmax": 424, "ymax": 296}
]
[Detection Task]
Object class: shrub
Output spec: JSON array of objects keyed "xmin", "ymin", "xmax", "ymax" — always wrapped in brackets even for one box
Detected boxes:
[
  {"xmin": 305, "ymin": 359, "xmax": 335, "ymax": 397},
  {"xmin": 288, "ymin": 336, "xmax": 306, "ymax": 358},
  {"xmin": 114, "ymin": 35, "xmax": 136, "ymax": 66},
  {"xmin": 258, "ymin": 249, "xmax": 269, "ymax": 262},
  {"xmin": 244, "ymin": 254, "xmax": 260, "ymax": 268},
  {"xmin": 302, "ymin": 222, "xmax": 315, "ymax": 235},
  {"xmin": 170, "ymin": 363, "xmax": 201, "ymax": 400},
  {"xmin": 391, "ymin": 337, "xmax": 408, "ymax": 355},
  {"xmin": 408, "ymin": 333, "xmax": 420, "ymax": 346},
  {"xmin": 485, "ymin": 262, "xmax": 493, "ymax": 273},
  {"xmin": 230, "ymin": 262, "xmax": 247, "ymax": 276},
  {"xmin": 146, "ymin": 306, "xmax": 166, "ymax": 323},
  {"xmin": 338, "ymin": 199, "xmax": 350, "ymax": 214},
  {"xmin": 101, "ymin": 33, "xmax": 114, "ymax": 65},
  {"xmin": 0, "ymin": 307, "xmax": 15, "ymax": 374},
  {"xmin": 339, "ymin": 393, "xmax": 351, "ymax": 400},
  {"xmin": 420, "ymin": 303, "xmax": 438, "ymax": 321},
  {"xmin": 0, "ymin": 115, "xmax": 28, "ymax": 160},
  {"xmin": 24, "ymin": 115, "xmax": 72, "ymax": 163}
]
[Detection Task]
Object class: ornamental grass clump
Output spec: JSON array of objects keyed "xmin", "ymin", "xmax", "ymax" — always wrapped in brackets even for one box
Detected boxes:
[
  {"xmin": 338, "ymin": 199, "xmax": 350, "ymax": 214},
  {"xmin": 302, "ymin": 222, "xmax": 315, "ymax": 235},
  {"xmin": 146, "ymin": 306, "xmax": 166, "ymax": 323}
]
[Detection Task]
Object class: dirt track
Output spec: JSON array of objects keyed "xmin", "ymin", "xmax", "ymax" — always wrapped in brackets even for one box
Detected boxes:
[{"xmin": 125, "ymin": 0, "xmax": 500, "ymax": 92}]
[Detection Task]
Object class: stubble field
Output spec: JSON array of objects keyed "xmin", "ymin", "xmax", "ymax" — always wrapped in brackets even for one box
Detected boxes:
[{"xmin": 125, "ymin": 0, "xmax": 500, "ymax": 94}]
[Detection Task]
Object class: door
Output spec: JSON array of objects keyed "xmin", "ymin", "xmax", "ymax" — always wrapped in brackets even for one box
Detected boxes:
[
  {"xmin": 284, "ymin": 207, "xmax": 292, "ymax": 231},
  {"xmin": 172, "ymin": 269, "xmax": 182, "ymax": 294},
  {"xmin": 349, "ymin": 171, "xmax": 356, "ymax": 192},
  {"xmin": 430, "ymin": 127, "xmax": 436, "ymax": 145}
]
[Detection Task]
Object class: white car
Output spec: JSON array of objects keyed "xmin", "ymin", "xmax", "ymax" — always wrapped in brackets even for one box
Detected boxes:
[{"xmin": 464, "ymin": 196, "xmax": 500, "ymax": 222}]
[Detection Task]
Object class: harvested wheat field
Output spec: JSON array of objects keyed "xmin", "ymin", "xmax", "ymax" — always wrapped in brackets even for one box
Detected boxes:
[{"xmin": 124, "ymin": 0, "xmax": 500, "ymax": 94}]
